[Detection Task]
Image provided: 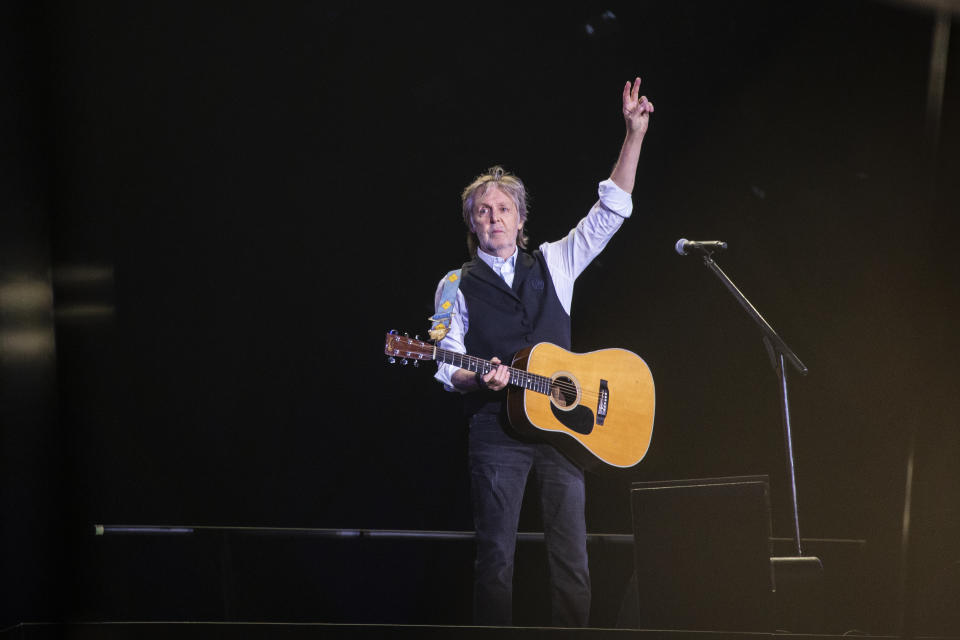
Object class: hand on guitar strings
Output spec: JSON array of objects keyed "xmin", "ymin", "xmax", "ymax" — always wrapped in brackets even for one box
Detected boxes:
[{"xmin": 479, "ymin": 356, "xmax": 510, "ymax": 392}]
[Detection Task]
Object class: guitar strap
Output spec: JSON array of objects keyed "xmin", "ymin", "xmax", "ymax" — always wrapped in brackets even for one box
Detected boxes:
[{"xmin": 427, "ymin": 269, "xmax": 462, "ymax": 341}]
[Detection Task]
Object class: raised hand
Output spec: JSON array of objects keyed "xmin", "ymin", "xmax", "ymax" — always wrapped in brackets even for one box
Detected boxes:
[
  {"xmin": 622, "ymin": 77, "xmax": 654, "ymax": 136},
  {"xmin": 610, "ymin": 77, "xmax": 655, "ymax": 193}
]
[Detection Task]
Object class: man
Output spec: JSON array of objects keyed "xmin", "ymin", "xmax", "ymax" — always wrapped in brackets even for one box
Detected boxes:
[{"xmin": 432, "ymin": 78, "xmax": 654, "ymax": 627}]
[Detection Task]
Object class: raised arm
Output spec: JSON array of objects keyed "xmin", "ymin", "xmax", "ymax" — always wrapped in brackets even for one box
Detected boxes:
[{"xmin": 609, "ymin": 77, "xmax": 654, "ymax": 194}]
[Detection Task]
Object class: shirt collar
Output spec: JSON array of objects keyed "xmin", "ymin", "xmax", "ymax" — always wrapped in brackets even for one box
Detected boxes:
[{"xmin": 476, "ymin": 247, "xmax": 518, "ymax": 273}]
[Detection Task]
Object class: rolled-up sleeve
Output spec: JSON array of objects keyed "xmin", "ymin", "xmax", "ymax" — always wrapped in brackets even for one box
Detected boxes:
[{"xmin": 598, "ymin": 178, "xmax": 633, "ymax": 218}]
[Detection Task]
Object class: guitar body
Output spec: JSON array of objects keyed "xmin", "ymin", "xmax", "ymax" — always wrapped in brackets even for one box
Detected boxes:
[
  {"xmin": 507, "ymin": 343, "xmax": 655, "ymax": 470},
  {"xmin": 383, "ymin": 330, "xmax": 655, "ymax": 470}
]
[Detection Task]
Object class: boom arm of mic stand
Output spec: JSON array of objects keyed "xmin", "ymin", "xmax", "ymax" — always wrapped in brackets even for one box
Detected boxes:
[{"xmin": 700, "ymin": 255, "xmax": 807, "ymax": 375}]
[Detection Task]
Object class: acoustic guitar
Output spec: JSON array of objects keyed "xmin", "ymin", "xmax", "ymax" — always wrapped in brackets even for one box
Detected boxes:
[{"xmin": 384, "ymin": 331, "xmax": 655, "ymax": 470}]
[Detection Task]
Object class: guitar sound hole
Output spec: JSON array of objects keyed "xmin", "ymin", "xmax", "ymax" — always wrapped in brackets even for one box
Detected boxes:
[{"xmin": 550, "ymin": 376, "xmax": 577, "ymax": 409}]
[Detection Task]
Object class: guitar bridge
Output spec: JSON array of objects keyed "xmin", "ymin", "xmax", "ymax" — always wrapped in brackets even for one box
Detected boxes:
[{"xmin": 597, "ymin": 379, "xmax": 609, "ymax": 425}]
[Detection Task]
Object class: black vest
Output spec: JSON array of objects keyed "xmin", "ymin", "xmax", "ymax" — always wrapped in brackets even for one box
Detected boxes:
[{"xmin": 459, "ymin": 250, "xmax": 571, "ymax": 417}]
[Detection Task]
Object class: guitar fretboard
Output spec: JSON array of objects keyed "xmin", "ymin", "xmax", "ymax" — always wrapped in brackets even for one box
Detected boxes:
[{"xmin": 435, "ymin": 347, "xmax": 552, "ymax": 395}]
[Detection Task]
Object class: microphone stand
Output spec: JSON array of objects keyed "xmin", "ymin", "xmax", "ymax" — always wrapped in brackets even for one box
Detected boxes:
[{"xmin": 696, "ymin": 251, "xmax": 812, "ymax": 559}]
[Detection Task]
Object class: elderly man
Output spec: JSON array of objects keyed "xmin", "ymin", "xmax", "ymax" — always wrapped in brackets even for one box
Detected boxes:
[{"xmin": 433, "ymin": 78, "xmax": 654, "ymax": 627}]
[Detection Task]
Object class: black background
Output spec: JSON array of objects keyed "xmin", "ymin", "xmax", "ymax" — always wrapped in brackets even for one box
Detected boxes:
[{"xmin": 3, "ymin": 0, "xmax": 959, "ymax": 633}]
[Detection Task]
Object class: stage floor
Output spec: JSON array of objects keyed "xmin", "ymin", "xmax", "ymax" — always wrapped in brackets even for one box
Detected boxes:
[{"xmin": 2, "ymin": 622, "xmax": 946, "ymax": 640}]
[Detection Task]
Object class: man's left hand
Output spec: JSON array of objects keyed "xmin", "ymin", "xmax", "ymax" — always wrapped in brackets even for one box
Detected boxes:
[
  {"xmin": 623, "ymin": 77, "xmax": 654, "ymax": 135},
  {"xmin": 482, "ymin": 357, "xmax": 511, "ymax": 392}
]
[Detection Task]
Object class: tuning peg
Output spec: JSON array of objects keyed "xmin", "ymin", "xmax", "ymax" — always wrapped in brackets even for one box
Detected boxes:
[
  {"xmin": 387, "ymin": 356, "xmax": 396, "ymax": 364},
  {"xmin": 412, "ymin": 360, "xmax": 419, "ymax": 368},
  {"xmin": 401, "ymin": 358, "xmax": 409, "ymax": 366},
  {"xmin": 414, "ymin": 335, "xmax": 420, "ymax": 341}
]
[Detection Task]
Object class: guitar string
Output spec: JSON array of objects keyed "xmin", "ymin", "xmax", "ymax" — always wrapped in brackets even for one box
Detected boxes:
[
  {"xmin": 396, "ymin": 366, "xmax": 601, "ymax": 400},
  {"xmin": 391, "ymin": 348, "xmax": 594, "ymax": 392},
  {"xmin": 390, "ymin": 355, "xmax": 601, "ymax": 399},
  {"xmin": 436, "ymin": 354, "xmax": 589, "ymax": 392},
  {"xmin": 388, "ymin": 343, "xmax": 607, "ymax": 398},
  {"xmin": 433, "ymin": 356, "xmax": 602, "ymax": 399}
]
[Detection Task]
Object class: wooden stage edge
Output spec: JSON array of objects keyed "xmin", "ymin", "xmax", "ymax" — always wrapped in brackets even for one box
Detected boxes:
[{"xmin": 2, "ymin": 622, "xmax": 957, "ymax": 640}]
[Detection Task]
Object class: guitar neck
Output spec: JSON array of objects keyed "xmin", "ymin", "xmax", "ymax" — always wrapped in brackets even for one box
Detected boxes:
[{"xmin": 434, "ymin": 346, "xmax": 552, "ymax": 395}]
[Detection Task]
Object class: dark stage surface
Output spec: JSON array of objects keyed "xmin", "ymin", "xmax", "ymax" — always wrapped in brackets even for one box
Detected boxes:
[
  {"xmin": 4, "ymin": 623, "xmax": 959, "ymax": 640},
  {"xmin": 2, "ymin": 0, "xmax": 959, "ymax": 636}
]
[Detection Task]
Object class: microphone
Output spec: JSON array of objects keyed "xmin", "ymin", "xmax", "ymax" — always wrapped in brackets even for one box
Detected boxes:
[{"xmin": 675, "ymin": 238, "xmax": 728, "ymax": 255}]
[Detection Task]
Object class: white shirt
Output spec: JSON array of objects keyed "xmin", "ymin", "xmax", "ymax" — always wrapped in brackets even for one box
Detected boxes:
[{"xmin": 434, "ymin": 178, "xmax": 634, "ymax": 391}]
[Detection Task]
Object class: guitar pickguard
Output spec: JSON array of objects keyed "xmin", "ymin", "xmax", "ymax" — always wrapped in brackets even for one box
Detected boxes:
[{"xmin": 550, "ymin": 402, "xmax": 594, "ymax": 435}]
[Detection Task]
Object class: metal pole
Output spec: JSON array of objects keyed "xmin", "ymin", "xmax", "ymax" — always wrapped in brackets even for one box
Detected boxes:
[{"xmin": 775, "ymin": 350, "xmax": 803, "ymax": 556}]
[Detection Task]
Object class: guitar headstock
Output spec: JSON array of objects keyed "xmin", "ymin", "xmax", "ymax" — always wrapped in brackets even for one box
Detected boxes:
[{"xmin": 384, "ymin": 330, "xmax": 435, "ymax": 366}]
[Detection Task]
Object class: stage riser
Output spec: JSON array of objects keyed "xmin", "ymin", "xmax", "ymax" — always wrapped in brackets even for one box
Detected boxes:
[{"xmin": 68, "ymin": 532, "xmax": 865, "ymax": 633}]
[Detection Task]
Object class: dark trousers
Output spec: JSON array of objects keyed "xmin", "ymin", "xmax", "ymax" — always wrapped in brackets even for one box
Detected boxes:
[{"xmin": 468, "ymin": 412, "xmax": 591, "ymax": 627}]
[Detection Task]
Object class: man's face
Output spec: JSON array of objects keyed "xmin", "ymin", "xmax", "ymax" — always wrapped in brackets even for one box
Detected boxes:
[{"xmin": 470, "ymin": 185, "xmax": 523, "ymax": 259}]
